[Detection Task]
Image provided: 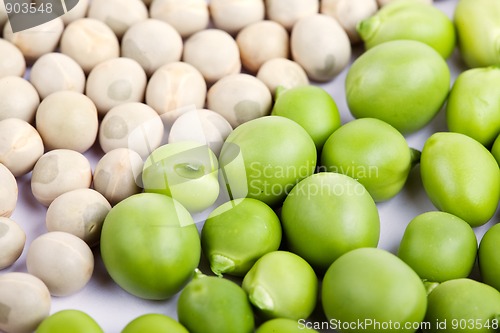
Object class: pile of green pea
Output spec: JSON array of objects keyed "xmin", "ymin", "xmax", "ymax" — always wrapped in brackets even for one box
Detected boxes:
[{"xmin": 1, "ymin": 0, "xmax": 500, "ymax": 332}]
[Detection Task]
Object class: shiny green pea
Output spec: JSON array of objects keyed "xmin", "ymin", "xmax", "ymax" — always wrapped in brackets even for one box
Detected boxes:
[
  {"xmin": 36, "ymin": 310, "xmax": 103, "ymax": 333},
  {"xmin": 420, "ymin": 132, "xmax": 500, "ymax": 227},
  {"xmin": 446, "ymin": 66, "xmax": 500, "ymax": 147},
  {"xmin": 121, "ymin": 314, "xmax": 188, "ymax": 333},
  {"xmin": 479, "ymin": 224, "xmax": 500, "ymax": 292}
]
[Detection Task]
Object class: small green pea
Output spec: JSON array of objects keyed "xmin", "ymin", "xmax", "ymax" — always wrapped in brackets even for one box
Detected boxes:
[
  {"xmin": 479, "ymin": 224, "xmax": 500, "ymax": 292},
  {"xmin": 36, "ymin": 310, "xmax": 103, "ymax": 333},
  {"xmin": 121, "ymin": 314, "xmax": 188, "ymax": 333}
]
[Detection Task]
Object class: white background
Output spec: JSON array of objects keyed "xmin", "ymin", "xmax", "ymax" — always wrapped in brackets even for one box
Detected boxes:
[{"xmin": 7, "ymin": 0, "xmax": 498, "ymax": 332}]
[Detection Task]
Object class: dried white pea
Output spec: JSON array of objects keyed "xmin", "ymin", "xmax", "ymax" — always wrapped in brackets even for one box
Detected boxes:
[
  {"xmin": 0, "ymin": 38, "xmax": 26, "ymax": 78},
  {"xmin": 0, "ymin": 76, "xmax": 40, "ymax": 123},
  {"xmin": 0, "ymin": 217, "xmax": 25, "ymax": 269},
  {"xmin": 0, "ymin": 118, "xmax": 44, "ymax": 177},
  {"xmin": 265, "ymin": 0, "xmax": 319, "ymax": 30},
  {"xmin": 88, "ymin": 0, "xmax": 148, "ymax": 38},
  {"xmin": 210, "ymin": 0, "xmax": 265, "ymax": 35},
  {"xmin": 150, "ymin": 0, "xmax": 209, "ymax": 38},
  {"xmin": 256, "ymin": 58, "xmax": 309, "ymax": 96},
  {"xmin": 26, "ymin": 231, "xmax": 94, "ymax": 296},
  {"xmin": 0, "ymin": 272, "xmax": 51, "ymax": 333},
  {"xmin": 0, "ymin": 164, "xmax": 17, "ymax": 218}
]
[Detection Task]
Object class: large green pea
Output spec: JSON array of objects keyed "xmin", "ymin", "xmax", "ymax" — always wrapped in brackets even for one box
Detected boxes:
[
  {"xmin": 322, "ymin": 248, "xmax": 427, "ymax": 333},
  {"xmin": 321, "ymin": 118, "xmax": 419, "ymax": 202},
  {"xmin": 423, "ymin": 278, "xmax": 500, "ymax": 333},
  {"xmin": 479, "ymin": 223, "xmax": 500, "ymax": 292},
  {"xmin": 357, "ymin": 0, "xmax": 456, "ymax": 58},
  {"xmin": 242, "ymin": 251, "xmax": 318, "ymax": 321},
  {"xmin": 446, "ymin": 67, "xmax": 500, "ymax": 147},
  {"xmin": 454, "ymin": 0, "xmax": 500, "ymax": 68},
  {"xmin": 420, "ymin": 132, "xmax": 500, "ymax": 227},
  {"xmin": 36, "ymin": 310, "xmax": 103, "ymax": 333},
  {"xmin": 177, "ymin": 271, "xmax": 255, "ymax": 333},
  {"xmin": 345, "ymin": 40, "xmax": 450, "ymax": 134},
  {"xmin": 201, "ymin": 198, "xmax": 282, "ymax": 277},
  {"xmin": 121, "ymin": 314, "xmax": 189, "ymax": 333},
  {"xmin": 397, "ymin": 211, "xmax": 477, "ymax": 283}
]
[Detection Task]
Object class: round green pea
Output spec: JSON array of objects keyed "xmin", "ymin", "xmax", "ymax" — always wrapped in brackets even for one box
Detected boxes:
[
  {"xmin": 321, "ymin": 117, "xmax": 418, "ymax": 202},
  {"xmin": 121, "ymin": 314, "xmax": 188, "ymax": 333},
  {"xmin": 345, "ymin": 40, "xmax": 450, "ymax": 134},
  {"xmin": 423, "ymin": 278, "xmax": 500, "ymax": 333},
  {"xmin": 397, "ymin": 211, "xmax": 477, "ymax": 283},
  {"xmin": 491, "ymin": 134, "xmax": 500, "ymax": 165},
  {"xmin": 446, "ymin": 66, "xmax": 500, "ymax": 147},
  {"xmin": 256, "ymin": 318, "xmax": 319, "ymax": 333},
  {"xmin": 201, "ymin": 198, "xmax": 282, "ymax": 277},
  {"xmin": 420, "ymin": 132, "xmax": 500, "ymax": 227},
  {"xmin": 177, "ymin": 271, "xmax": 255, "ymax": 333},
  {"xmin": 36, "ymin": 310, "xmax": 103, "ymax": 333},
  {"xmin": 479, "ymin": 224, "xmax": 500, "ymax": 292}
]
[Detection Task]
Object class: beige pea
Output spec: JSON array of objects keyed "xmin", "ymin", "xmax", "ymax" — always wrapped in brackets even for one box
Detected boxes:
[
  {"xmin": 256, "ymin": 58, "xmax": 309, "ymax": 96},
  {"xmin": 207, "ymin": 73, "xmax": 272, "ymax": 127},
  {"xmin": 46, "ymin": 189, "xmax": 111, "ymax": 246},
  {"xmin": 26, "ymin": 231, "xmax": 94, "ymax": 297},
  {"xmin": 0, "ymin": 76, "xmax": 40, "ymax": 123},
  {"xmin": 321, "ymin": 0, "xmax": 378, "ymax": 43},
  {"xmin": 168, "ymin": 109, "xmax": 233, "ymax": 156},
  {"xmin": 121, "ymin": 19, "xmax": 183, "ymax": 76},
  {"xmin": 29, "ymin": 52, "xmax": 86, "ymax": 99},
  {"xmin": 266, "ymin": 0, "xmax": 319, "ymax": 30},
  {"xmin": 0, "ymin": 38, "xmax": 26, "ymax": 78},
  {"xmin": 60, "ymin": 18, "xmax": 120, "ymax": 74},
  {"xmin": 0, "ymin": 217, "xmax": 25, "ymax": 269},
  {"xmin": 210, "ymin": 0, "xmax": 265, "ymax": 35},
  {"xmin": 61, "ymin": 0, "xmax": 90, "ymax": 25},
  {"xmin": 183, "ymin": 29, "xmax": 241, "ymax": 84},
  {"xmin": 236, "ymin": 20, "xmax": 289, "ymax": 74},
  {"xmin": 150, "ymin": 0, "xmax": 209, "ymax": 38},
  {"xmin": 3, "ymin": 18, "xmax": 64, "ymax": 63},
  {"xmin": 0, "ymin": 164, "xmax": 17, "ymax": 218},
  {"xmin": 0, "ymin": 118, "xmax": 44, "ymax": 177},
  {"xmin": 35, "ymin": 91, "xmax": 98, "ymax": 153},
  {"xmin": 378, "ymin": 0, "xmax": 432, "ymax": 6},
  {"xmin": 0, "ymin": 272, "xmax": 51, "ymax": 333},
  {"xmin": 86, "ymin": 57, "xmax": 147, "ymax": 116},
  {"xmin": 93, "ymin": 148, "xmax": 144, "ymax": 206},
  {"xmin": 291, "ymin": 14, "xmax": 351, "ymax": 82},
  {"xmin": 145, "ymin": 61, "xmax": 207, "ymax": 123},
  {"xmin": 88, "ymin": 0, "xmax": 148, "ymax": 39},
  {"xmin": 31, "ymin": 149, "xmax": 92, "ymax": 207},
  {"xmin": 99, "ymin": 102, "xmax": 164, "ymax": 159}
]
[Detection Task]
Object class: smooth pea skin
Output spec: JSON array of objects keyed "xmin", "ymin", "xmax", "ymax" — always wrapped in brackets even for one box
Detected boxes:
[
  {"xmin": 420, "ymin": 132, "xmax": 500, "ymax": 227},
  {"xmin": 121, "ymin": 314, "xmax": 189, "ymax": 333},
  {"xmin": 397, "ymin": 211, "xmax": 477, "ymax": 283},
  {"xmin": 423, "ymin": 278, "xmax": 500, "ymax": 333},
  {"xmin": 491, "ymin": 134, "xmax": 500, "ymax": 166},
  {"xmin": 201, "ymin": 198, "xmax": 282, "ymax": 277},
  {"xmin": 321, "ymin": 118, "xmax": 418, "ymax": 202},
  {"xmin": 479, "ymin": 224, "xmax": 500, "ymax": 292},
  {"xmin": 346, "ymin": 40, "xmax": 450, "ymax": 134},
  {"xmin": 100, "ymin": 193, "xmax": 201, "ymax": 300},
  {"xmin": 271, "ymin": 85, "xmax": 341, "ymax": 150},
  {"xmin": 446, "ymin": 67, "xmax": 500, "ymax": 147},
  {"xmin": 177, "ymin": 271, "xmax": 254, "ymax": 333},
  {"xmin": 36, "ymin": 310, "xmax": 103, "ymax": 333},
  {"xmin": 454, "ymin": 0, "xmax": 500, "ymax": 68},
  {"xmin": 281, "ymin": 172, "xmax": 380, "ymax": 271},
  {"xmin": 322, "ymin": 248, "xmax": 427, "ymax": 333},
  {"xmin": 256, "ymin": 318, "xmax": 319, "ymax": 333},
  {"xmin": 357, "ymin": 0, "xmax": 456, "ymax": 59}
]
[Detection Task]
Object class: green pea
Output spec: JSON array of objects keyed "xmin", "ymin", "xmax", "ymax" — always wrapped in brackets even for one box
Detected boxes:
[
  {"xmin": 242, "ymin": 251, "xmax": 318, "ymax": 321},
  {"xmin": 491, "ymin": 134, "xmax": 500, "ymax": 166},
  {"xmin": 201, "ymin": 198, "xmax": 282, "ymax": 277},
  {"xmin": 121, "ymin": 314, "xmax": 188, "ymax": 333},
  {"xmin": 321, "ymin": 118, "xmax": 419, "ymax": 202},
  {"xmin": 446, "ymin": 66, "xmax": 500, "ymax": 147},
  {"xmin": 345, "ymin": 40, "xmax": 450, "ymax": 134},
  {"xmin": 358, "ymin": 0, "xmax": 456, "ymax": 58},
  {"xmin": 281, "ymin": 172, "xmax": 380, "ymax": 271},
  {"xmin": 420, "ymin": 132, "xmax": 500, "ymax": 227},
  {"xmin": 177, "ymin": 270, "xmax": 254, "ymax": 333},
  {"xmin": 397, "ymin": 211, "xmax": 477, "ymax": 283},
  {"xmin": 479, "ymin": 224, "xmax": 500, "ymax": 292},
  {"xmin": 454, "ymin": 0, "xmax": 500, "ymax": 68},
  {"xmin": 256, "ymin": 318, "xmax": 319, "ymax": 333},
  {"xmin": 423, "ymin": 278, "xmax": 500, "ymax": 333},
  {"xmin": 271, "ymin": 85, "xmax": 341, "ymax": 150},
  {"xmin": 322, "ymin": 248, "xmax": 427, "ymax": 333},
  {"xmin": 36, "ymin": 310, "xmax": 103, "ymax": 333}
]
